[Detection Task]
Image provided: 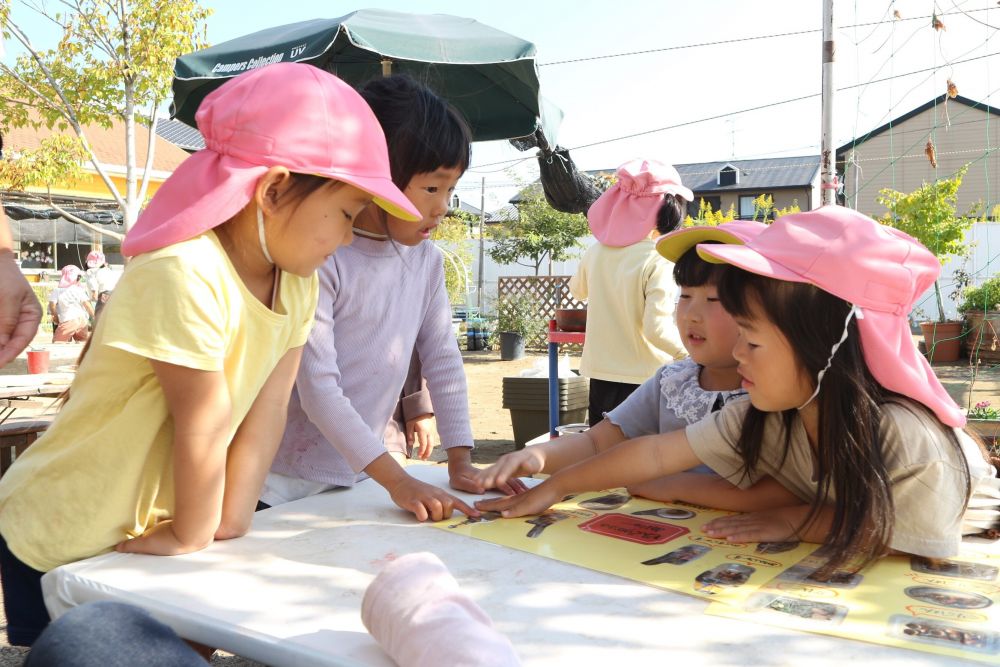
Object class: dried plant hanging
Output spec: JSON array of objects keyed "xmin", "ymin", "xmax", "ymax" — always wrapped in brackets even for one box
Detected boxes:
[
  {"xmin": 893, "ymin": 9, "xmax": 902, "ymax": 19},
  {"xmin": 924, "ymin": 139, "xmax": 938, "ymax": 168},
  {"xmin": 947, "ymin": 79, "xmax": 958, "ymax": 98},
  {"xmin": 932, "ymin": 12, "xmax": 946, "ymax": 30}
]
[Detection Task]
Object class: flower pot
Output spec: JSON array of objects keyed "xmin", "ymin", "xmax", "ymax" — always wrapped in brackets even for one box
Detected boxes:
[
  {"xmin": 555, "ymin": 308, "xmax": 587, "ymax": 332},
  {"xmin": 499, "ymin": 331, "xmax": 525, "ymax": 361},
  {"xmin": 919, "ymin": 321, "xmax": 964, "ymax": 362},
  {"xmin": 964, "ymin": 310, "xmax": 1000, "ymax": 363}
]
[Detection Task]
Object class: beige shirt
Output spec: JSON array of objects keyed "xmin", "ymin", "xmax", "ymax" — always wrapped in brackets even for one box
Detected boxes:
[
  {"xmin": 569, "ymin": 240, "xmax": 686, "ymax": 385},
  {"xmin": 686, "ymin": 397, "xmax": 998, "ymax": 558}
]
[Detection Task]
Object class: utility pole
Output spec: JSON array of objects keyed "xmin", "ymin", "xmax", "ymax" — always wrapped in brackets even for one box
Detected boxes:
[
  {"xmin": 477, "ymin": 176, "xmax": 485, "ymax": 310},
  {"xmin": 820, "ymin": 0, "xmax": 836, "ymax": 206}
]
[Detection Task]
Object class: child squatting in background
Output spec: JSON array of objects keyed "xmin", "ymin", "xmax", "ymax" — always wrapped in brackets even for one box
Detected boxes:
[
  {"xmin": 0, "ymin": 62, "xmax": 420, "ymax": 646},
  {"xmin": 478, "ymin": 206, "xmax": 1000, "ymax": 574}
]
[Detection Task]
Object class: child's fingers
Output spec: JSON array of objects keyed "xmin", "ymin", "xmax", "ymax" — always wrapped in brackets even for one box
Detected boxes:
[
  {"xmin": 448, "ymin": 495, "xmax": 479, "ymax": 518},
  {"xmin": 474, "ymin": 494, "xmax": 515, "ymax": 513}
]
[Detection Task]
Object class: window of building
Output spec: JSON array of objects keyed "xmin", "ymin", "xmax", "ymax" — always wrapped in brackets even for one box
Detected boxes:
[
  {"xmin": 717, "ymin": 165, "xmax": 738, "ymax": 187},
  {"xmin": 739, "ymin": 193, "xmax": 774, "ymax": 220}
]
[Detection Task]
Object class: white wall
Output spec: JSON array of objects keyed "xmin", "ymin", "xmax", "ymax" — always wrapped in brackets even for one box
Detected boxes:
[{"xmin": 917, "ymin": 222, "xmax": 1000, "ymax": 321}]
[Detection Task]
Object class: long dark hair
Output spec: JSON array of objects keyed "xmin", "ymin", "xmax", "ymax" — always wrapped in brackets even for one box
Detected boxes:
[
  {"xmin": 673, "ymin": 244, "xmax": 730, "ymax": 288},
  {"xmin": 717, "ymin": 268, "xmax": 969, "ymax": 572},
  {"xmin": 360, "ymin": 74, "xmax": 471, "ymax": 191}
]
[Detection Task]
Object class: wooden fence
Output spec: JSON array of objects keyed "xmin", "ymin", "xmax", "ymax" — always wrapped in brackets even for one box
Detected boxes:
[{"xmin": 497, "ymin": 275, "xmax": 585, "ymax": 351}]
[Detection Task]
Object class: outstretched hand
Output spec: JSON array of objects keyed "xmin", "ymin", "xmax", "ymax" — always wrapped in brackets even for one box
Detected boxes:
[
  {"xmin": 470, "ymin": 448, "xmax": 541, "ymax": 496},
  {"xmin": 387, "ymin": 474, "xmax": 479, "ymax": 522},
  {"xmin": 474, "ymin": 480, "xmax": 563, "ymax": 518}
]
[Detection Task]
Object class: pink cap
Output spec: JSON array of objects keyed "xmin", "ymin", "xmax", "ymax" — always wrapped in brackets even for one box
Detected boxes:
[
  {"xmin": 122, "ymin": 63, "xmax": 420, "ymax": 257},
  {"xmin": 697, "ymin": 205, "xmax": 964, "ymax": 428},
  {"xmin": 85, "ymin": 250, "xmax": 105, "ymax": 268},
  {"xmin": 655, "ymin": 220, "xmax": 767, "ymax": 262},
  {"xmin": 587, "ymin": 158, "xmax": 694, "ymax": 247},
  {"xmin": 58, "ymin": 264, "xmax": 81, "ymax": 288}
]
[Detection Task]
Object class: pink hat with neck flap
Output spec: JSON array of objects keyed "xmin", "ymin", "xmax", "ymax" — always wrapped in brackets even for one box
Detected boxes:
[
  {"xmin": 587, "ymin": 158, "xmax": 694, "ymax": 248},
  {"xmin": 697, "ymin": 205, "xmax": 964, "ymax": 428},
  {"xmin": 122, "ymin": 62, "xmax": 420, "ymax": 257}
]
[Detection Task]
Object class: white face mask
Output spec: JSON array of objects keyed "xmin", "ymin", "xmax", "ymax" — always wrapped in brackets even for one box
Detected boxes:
[
  {"xmin": 798, "ymin": 304, "xmax": 864, "ymax": 410},
  {"xmin": 257, "ymin": 206, "xmax": 274, "ymax": 264}
]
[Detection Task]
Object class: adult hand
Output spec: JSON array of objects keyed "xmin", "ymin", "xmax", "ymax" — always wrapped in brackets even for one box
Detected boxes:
[
  {"xmin": 0, "ymin": 252, "xmax": 42, "ymax": 367},
  {"xmin": 115, "ymin": 521, "xmax": 210, "ymax": 557},
  {"xmin": 474, "ymin": 480, "xmax": 563, "ymax": 518},
  {"xmin": 471, "ymin": 449, "xmax": 540, "ymax": 496},
  {"xmin": 387, "ymin": 474, "xmax": 478, "ymax": 522},
  {"xmin": 405, "ymin": 413, "xmax": 435, "ymax": 460},
  {"xmin": 702, "ymin": 505, "xmax": 812, "ymax": 543}
]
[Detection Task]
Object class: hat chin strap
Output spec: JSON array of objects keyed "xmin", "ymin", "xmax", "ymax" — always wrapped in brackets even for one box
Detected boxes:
[
  {"xmin": 798, "ymin": 304, "xmax": 864, "ymax": 410},
  {"xmin": 257, "ymin": 206, "xmax": 274, "ymax": 265}
]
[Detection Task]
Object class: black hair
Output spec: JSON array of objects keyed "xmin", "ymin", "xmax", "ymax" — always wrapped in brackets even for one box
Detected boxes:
[
  {"xmin": 672, "ymin": 243, "xmax": 730, "ymax": 288},
  {"xmin": 716, "ymin": 268, "xmax": 971, "ymax": 574},
  {"xmin": 360, "ymin": 74, "xmax": 472, "ymax": 190},
  {"xmin": 655, "ymin": 194, "xmax": 686, "ymax": 236}
]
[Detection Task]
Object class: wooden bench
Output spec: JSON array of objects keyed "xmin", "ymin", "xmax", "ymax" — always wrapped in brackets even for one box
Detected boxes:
[{"xmin": 0, "ymin": 418, "xmax": 52, "ymax": 477}]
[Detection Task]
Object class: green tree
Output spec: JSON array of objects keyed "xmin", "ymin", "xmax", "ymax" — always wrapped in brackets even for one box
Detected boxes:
[
  {"xmin": 487, "ymin": 189, "xmax": 589, "ymax": 275},
  {"xmin": 877, "ymin": 165, "xmax": 977, "ymax": 322},
  {"xmin": 433, "ymin": 209, "xmax": 474, "ymax": 306},
  {"xmin": 0, "ymin": 0, "xmax": 211, "ymax": 239}
]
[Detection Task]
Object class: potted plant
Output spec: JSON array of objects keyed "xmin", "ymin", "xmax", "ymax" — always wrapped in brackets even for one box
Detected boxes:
[
  {"xmin": 959, "ymin": 274, "xmax": 1000, "ymax": 364},
  {"xmin": 495, "ymin": 293, "xmax": 542, "ymax": 361},
  {"xmin": 878, "ymin": 166, "xmax": 976, "ymax": 362},
  {"xmin": 968, "ymin": 401, "xmax": 1000, "ymax": 447}
]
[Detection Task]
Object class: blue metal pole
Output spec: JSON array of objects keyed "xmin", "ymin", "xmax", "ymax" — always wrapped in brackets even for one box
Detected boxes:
[{"xmin": 548, "ymin": 321, "xmax": 558, "ymax": 436}]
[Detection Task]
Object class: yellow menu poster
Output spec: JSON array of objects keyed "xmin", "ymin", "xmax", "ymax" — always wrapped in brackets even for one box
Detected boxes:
[
  {"xmin": 707, "ymin": 541, "xmax": 1000, "ymax": 664},
  {"xmin": 434, "ymin": 489, "xmax": 817, "ymax": 606}
]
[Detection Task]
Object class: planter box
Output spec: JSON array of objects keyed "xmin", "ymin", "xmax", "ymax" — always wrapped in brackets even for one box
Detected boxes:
[
  {"xmin": 502, "ymin": 375, "xmax": 589, "ymax": 449},
  {"xmin": 964, "ymin": 310, "xmax": 1000, "ymax": 363},
  {"xmin": 968, "ymin": 418, "xmax": 1000, "ymax": 446},
  {"xmin": 920, "ymin": 321, "xmax": 964, "ymax": 362}
]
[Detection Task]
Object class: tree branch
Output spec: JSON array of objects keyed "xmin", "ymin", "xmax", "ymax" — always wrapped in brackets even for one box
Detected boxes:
[
  {"xmin": 137, "ymin": 98, "xmax": 158, "ymax": 204},
  {"xmin": 19, "ymin": 190, "xmax": 125, "ymax": 241}
]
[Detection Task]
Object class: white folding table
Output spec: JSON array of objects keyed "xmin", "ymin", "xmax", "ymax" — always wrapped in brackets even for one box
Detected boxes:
[{"xmin": 43, "ymin": 464, "xmax": 985, "ymax": 667}]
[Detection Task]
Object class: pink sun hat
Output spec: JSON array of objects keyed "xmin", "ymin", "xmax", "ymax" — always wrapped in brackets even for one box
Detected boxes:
[
  {"xmin": 58, "ymin": 264, "xmax": 82, "ymax": 288},
  {"xmin": 655, "ymin": 219, "xmax": 767, "ymax": 262},
  {"xmin": 85, "ymin": 250, "xmax": 105, "ymax": 268},
  {"xmin": 697, "ymin": 205, "xmax": 964, "ymax": 428},
  {"xmin": 122, "ymin": 62, "xmax": 420, "ymax": 257},
  {"xmin": 587, "ymin": 158, "xmax": 694, "ymax": 248}
]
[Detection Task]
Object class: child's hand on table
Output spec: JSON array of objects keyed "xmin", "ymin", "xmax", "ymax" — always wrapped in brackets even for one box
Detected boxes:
[
  {"xmin": 471, "ymin": 449, "xmax": 539, "ymax": 496},
  {"xmin": 388, "ymin": 475, "xmax": 479, "ymax": 522},
  {"xmin": 115, "ymin": 520, "xmax": 209, "ymax": 556},
  {"xmin": 474, "ymin": 479, "xmax": 563, "ymax": 519},
  {"xmin": 702, "ymin": 504, "xmax": 815, "ymax": 543}
]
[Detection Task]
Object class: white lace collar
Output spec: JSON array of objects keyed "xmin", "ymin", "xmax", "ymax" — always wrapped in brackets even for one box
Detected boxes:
[{"xmin": 659, "ymin": 359, "xmax": 746, "ymax": 424}]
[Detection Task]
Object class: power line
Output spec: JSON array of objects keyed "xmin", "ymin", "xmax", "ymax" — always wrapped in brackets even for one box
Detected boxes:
[{"xmin": 537, "ymin": 7, "xmax": 997, "ymax": 67}]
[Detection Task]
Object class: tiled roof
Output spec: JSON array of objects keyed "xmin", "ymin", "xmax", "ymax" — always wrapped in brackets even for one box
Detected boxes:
[
  {"xmin": 675, "ymin": 156, "xmax": 820, "ymax": 193},
  {"xmin": 2, "ymin": 115, "xmax": 190, "ymax": 173},
  {"xmin": 155, "ymin": 118, "xmax": 205, "ymax": 152}
]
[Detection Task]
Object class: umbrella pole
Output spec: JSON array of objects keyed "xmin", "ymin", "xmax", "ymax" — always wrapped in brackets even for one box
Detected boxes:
[{"xmin": 381, "ymin": 59, "xmax": 392, "ymax": 76}]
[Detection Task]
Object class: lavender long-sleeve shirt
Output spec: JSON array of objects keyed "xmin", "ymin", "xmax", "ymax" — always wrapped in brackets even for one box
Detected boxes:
[{"xmin": 271, "ymin": 236, "xmax": 473, "ymax": 486}]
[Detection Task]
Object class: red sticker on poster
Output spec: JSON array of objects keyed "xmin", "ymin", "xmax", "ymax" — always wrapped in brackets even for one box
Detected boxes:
[{"xmin": 577, "ymin": 513, "xmax": 690, "ymax": 545}]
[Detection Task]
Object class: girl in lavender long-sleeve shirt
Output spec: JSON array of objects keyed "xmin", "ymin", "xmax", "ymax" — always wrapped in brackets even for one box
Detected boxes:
[{"xmin": 265, "ymin": 75, "xmax": 482, "ymax": 521}]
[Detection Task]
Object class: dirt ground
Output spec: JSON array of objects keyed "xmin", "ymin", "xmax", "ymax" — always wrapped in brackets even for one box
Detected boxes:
[{"xmin": 0, "ymin": 346, "xmax": 996, "ymax": 666}]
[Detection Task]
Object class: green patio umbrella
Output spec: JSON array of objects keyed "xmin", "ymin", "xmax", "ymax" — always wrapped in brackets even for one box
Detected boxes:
[{"xmin": 171, "ymin": 8, "xmax": 561, "ymax": 145}]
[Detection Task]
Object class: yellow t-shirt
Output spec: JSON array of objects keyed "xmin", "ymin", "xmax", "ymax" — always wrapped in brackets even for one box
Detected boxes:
[{"xmin": 0, "ymin": 231, "xmax": 318, "ymax": 571}]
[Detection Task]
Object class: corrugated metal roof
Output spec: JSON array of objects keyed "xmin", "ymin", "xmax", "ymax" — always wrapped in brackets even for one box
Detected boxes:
[
  {"xmin": 675, "ymin": 156, "xmax": 820, "ymax": 193},
  {"xmin": 155, "ymin": 118, "xmax": 205, "ymax": 152}
]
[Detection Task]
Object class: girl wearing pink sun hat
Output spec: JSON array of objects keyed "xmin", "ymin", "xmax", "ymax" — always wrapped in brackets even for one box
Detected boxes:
[
  {"xmin": 570, "ymin": 158, "xmax": 692, "ymax": 425},
  {"xmin": 474, "ymin": 206, "xmax": 998, "ymax": 576},
  {"xmin": 0, "ymin": 62, "xmax": 420, "ymax": 646}
]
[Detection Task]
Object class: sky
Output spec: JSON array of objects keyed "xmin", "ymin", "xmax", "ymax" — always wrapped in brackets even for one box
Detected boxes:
[{"xmin": 7, "ymin": 0, "xmax": 1000, "ymax": 212}]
